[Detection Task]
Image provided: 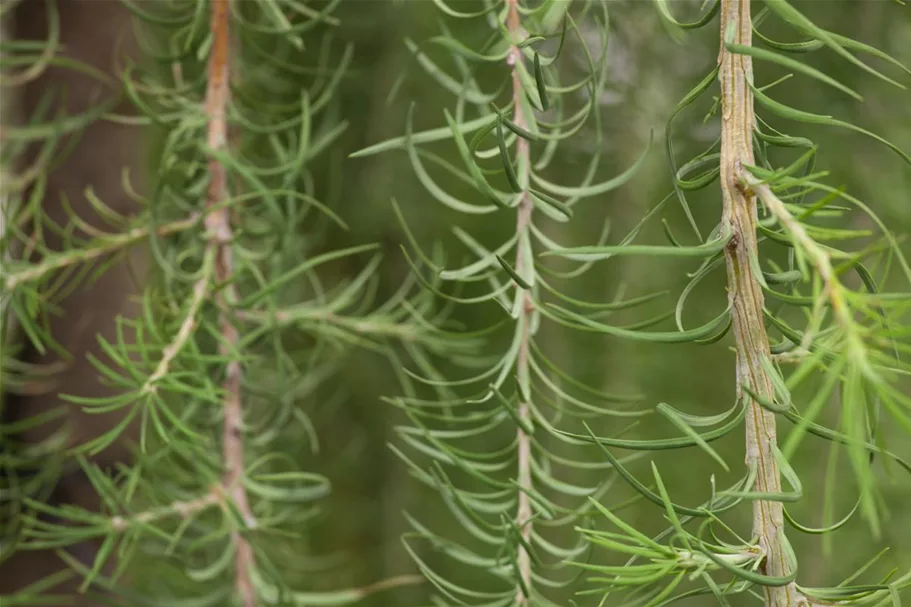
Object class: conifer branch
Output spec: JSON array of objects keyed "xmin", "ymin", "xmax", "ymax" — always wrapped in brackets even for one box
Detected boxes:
[
  {"xmin": 205, "ymin": 2, "xmax": 256, "ymax": 606},
  {"xmin": 745, "ymin": 177, "xmax": 867, "ymax": 365},
  {"xmin": 5, "ymin": 1, "xmax": 454, "ymax": 605},
  {"xmin": 718, "ymin": 2, "xmax": 803, "ymax": 605},
  {"xmin": 506, "ymin": 1, "xmax": 534, "ymax": 602},
  {"xmin": 2, "ymin": 214, "xmax": 199, "ymax": 291}
]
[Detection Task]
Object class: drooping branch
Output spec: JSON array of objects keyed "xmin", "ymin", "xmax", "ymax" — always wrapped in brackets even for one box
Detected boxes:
[
  {"xmin": 745, "ymin": 178, "xmax": 866, "ymax": 355},
  {"xmin": 717, "ymin": 2, "xmax": 803, "ymax": 605},
  {"xmin": 506, "ymin": 0, "xmax": 534, "ymax": 603},
  {"xmin": 205, "ymin": 2, "xmax": 256, "ymax": 606}
]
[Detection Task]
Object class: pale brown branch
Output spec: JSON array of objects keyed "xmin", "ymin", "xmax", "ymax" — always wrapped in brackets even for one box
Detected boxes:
[
  {"xmin": 205, "ymin": 2, "xmax": 256, "ymax": 606},
  {"xmin": 110, "ymin": 489, "xmax": 221, "ymax": 533},
  {"xmin": 2, "ymin": 213, "xmax": 199, "ymax": 291},
  {"xmin": 506, "ymin": 0, "xmax": 534, "ymax": 603},
  {"xmin": 718, "ymin": 2, "xmax": 805, "ymax": 605},
  {"xmin": 337, "ymin": 574, "xmax": 425, "ymax": 600},
  {"xmin": 140, "ymin": 248, "xmax": 214, "ymax": 396},
  {"xmin": 233, "ymin": 307, "xmax": 422, "ymax": 341}
]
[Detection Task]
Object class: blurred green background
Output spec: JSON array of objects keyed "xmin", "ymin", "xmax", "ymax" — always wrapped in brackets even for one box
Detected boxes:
[
  {"xmin": 3, "ymin": 1, "xmax": 910, "ymax": 605},
  {"xmin": 292, "ymin": 1, "xmax": 911, "ymax": 604}
]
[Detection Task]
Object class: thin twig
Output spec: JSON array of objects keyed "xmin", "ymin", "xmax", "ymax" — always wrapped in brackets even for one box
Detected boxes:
[
  {"xmin": 506, "ymin": 0, "xmax": 534, "ymax": 603},
  {"xmin": 234, "ymin": 307, "xmax": 422, "ymax": 341},
  {"xmin": 140, "ymin": 249, "xmax": 214, "ymax": 396},
  {"xmin": 337, "ymin": 574, "xmax": 425, "ymax": 599},
  {"xmin": 206, "ymin": 2, "xmax": 257, "ymax": 606},
  {"xmin": 2, "ymin": 214, "xmax": 199, "ymax": 291},
  {"xmin": 747, "ymin": 178, "xmax": 868, "ymax": 365},
  {"xmin": 110, "ymin": 489, "xmax": 221, "ymax": 533},
  {"xmin": 718, "ymin": 2, "xmax": 805, "ymax": 605}
]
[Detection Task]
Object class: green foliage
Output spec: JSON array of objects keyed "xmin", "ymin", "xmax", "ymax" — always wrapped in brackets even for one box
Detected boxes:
[
  {"xmin": 353, "ymin": 1, "xmax": 659, "ymax": 602},
  {"xmin": 559, "ymin": 1, "xmax": 911, "ymax": 605},
  {"xmin": 2, "ymin": 1, "xmax": 910, "ymax": 607},
  {"xmin": 1, "ymin": 1, "xmax": 448, "ymax": 604},
  {"xmin": 356, "ymin": 0, "xmax": 911, "ymax": 605}
]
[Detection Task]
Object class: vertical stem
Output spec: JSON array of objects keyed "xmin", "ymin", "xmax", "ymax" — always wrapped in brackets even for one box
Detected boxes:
[
  {"xmin": 506, "ymin": 0, "xmax": 533, "ymax": 603},
  {"xmin": 718, "ymin": 2, "xmax": 802, "ymax": 606},
  {"xmin": 206, "ymin": 2, "xmax": 256, "ymax": 606}
]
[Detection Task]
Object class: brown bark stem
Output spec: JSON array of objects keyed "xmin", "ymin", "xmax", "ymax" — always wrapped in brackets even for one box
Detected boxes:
[
  {"xmin": 506, "ymin": 0, "xmax": 533, "ymax": 603},
  {"xmin": 206, "ymin": 2, "xmax": 256, "ymax": 606},
  {"xmin": 718, "ymin": 2, "xmax": 804, "ymax": 606}
]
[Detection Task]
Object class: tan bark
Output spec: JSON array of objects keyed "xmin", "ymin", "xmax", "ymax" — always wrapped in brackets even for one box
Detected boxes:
[{"xmin": 718, "ymin": 2, "xmax": 804, "ymax": 605}]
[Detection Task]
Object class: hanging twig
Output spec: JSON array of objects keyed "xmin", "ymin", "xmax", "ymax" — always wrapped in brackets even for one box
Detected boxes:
[
  {"xmin": 206, "ymin": 1, "xmax": 256, "ymax": 606},
  {"xmin": 718, "ymin": 2, "xmax": 803, "ymax": 605},
  {"xmin": 505, "ymin": 0, "xmax": 534, "ymax": 603}
]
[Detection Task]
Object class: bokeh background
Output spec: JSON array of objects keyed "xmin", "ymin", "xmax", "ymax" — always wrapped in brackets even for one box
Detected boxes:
[
  {"xmin": 311, "ymin": 2, "xmax": 911, "ymax": 603},
  {"xmin": 2, "ymin": 1, "xmax": 910, "ymax": 605}
]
